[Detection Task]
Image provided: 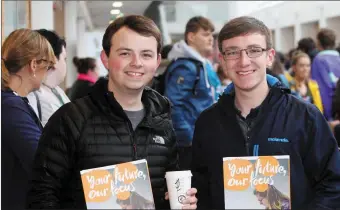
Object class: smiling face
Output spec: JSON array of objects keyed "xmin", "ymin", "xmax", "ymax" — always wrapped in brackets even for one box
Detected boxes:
[
  {"xmin": 219, "ymin": 33, "xmax": 275, "ymax": 92},
  {"xmin": 101, "ymin": 26, "xmax": 161, "ymax": 94}
]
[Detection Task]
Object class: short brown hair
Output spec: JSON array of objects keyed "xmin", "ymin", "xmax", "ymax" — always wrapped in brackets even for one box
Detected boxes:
[
  {"xmin": 218, "ymin": 16, "xmax": 272, "ymax": 52},
  {"xmin": 185, "ymin": 16, "xmax": 215, "ymax": 43},
  {"xmin": 102, "ymin": 15, "xmax": 162, "ymax": 56},
  {"xmin": 317, "ymin": 28, "xmax": 336, "ymax": 49},
  {"xmin": 1, "ymin": 29, "xmax": 55, "ymax": 90}
]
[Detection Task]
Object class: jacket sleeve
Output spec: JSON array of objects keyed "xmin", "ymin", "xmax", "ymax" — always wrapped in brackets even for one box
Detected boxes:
[
  {"xmin": 164, "ymin": 65, "xmax": 196, "ymax": 145},
  {"xmin": 304, "ymin": 109, "xmax": 340, "ymax": 209},
  {"xmin": 191, "ymin": 114, "xmax": 212, "ymax": 209},
  {"xmin": 26, "ymin": 105, "xmax": 79, "ymax": 209},
  {"xmin": 1, "ymin": 105, "xmax": 41, "ymax": 175}
]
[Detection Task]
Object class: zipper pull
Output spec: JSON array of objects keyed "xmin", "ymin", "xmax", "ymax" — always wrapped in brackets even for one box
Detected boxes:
[{"xmin": 133, "ymin": 144, "xmax": 137, "ymax": 160}]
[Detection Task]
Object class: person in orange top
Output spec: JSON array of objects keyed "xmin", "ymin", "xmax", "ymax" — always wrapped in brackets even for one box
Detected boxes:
[{"xmin": 289, "ymin": 51, "xmax": 323, "ymax": 113}]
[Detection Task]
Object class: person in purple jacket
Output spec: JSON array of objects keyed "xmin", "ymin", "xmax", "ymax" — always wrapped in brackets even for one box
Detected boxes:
[{"xmin": 311, "ymin": 28, "xmax": 340, "ymax": 120}]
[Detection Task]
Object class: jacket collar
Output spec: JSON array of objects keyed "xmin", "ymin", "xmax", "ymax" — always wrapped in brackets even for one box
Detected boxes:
[
  {"xmin": 223, "ymin": 74, "xmax": 282, "ymax": 95},
  {"xmin": 89, "ymin": 78, "xmax": 170, "ymax": 124},
  {"xmin": 318, "ymin": 50, "xmax": 340, "ymax": 56},
  {"xmin": 218, "ymin": 74, "xmax": 290, "ymax": 118}
]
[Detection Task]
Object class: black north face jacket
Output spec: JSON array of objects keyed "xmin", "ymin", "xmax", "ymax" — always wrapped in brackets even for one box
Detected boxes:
[{"xmin": 27, "ymin": 78, "xmax": 178, "ymax": 209}]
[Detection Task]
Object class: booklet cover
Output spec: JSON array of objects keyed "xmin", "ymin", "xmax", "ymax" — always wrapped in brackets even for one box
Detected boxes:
[
  {"xmin": 223, "ymin": 155, "xmax": 290, "ymax": 209},
  {"xmin": 80, "ymin": 159, "xmax": 155, "ymax": 209}
]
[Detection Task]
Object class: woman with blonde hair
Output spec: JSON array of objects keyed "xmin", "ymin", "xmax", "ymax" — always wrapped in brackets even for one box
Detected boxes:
[
  {"xmin": 1, "ymin": 28, "xmax": 55, "ymax": 209},
  {"xmin": 289, "ymin": 51, "xmax": 323, "ymax": 113}
]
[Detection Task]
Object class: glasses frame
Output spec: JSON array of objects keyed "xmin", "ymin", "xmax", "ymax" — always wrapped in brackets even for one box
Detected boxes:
[{"xmin": 222, "ymin": 47, "xmax": 270, "ymax": 60}]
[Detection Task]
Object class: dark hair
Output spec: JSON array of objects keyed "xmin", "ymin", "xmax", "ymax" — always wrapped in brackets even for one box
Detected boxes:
[
  {"xmin": 271, "ymin": 53, "xmax": 286, "ymax": 75},
  {"xmin": 297, "ymin": 37, "xmax": 316, "ymax": 54},
  {"xmin": 73, "ymin": 56, "xmax": 97, "ymax": 74},
  {"xmin": 317, "ymin": 28, "xmax": 336, "ymax": 49},
  {"xmin": 161, "ymin": 44, "xmax": 173, "ymax": 59},
  {"xmin": 35, "ymin": 29, "xmax": 66, "ymax": 59},
  {"xmin": 102, "ymin": 15, "xmax": 162, "ymax": 56},
  {"xmin": 218, "ymin": 16, "xmax": 272, "ymax": 53},
  {"xmin": 275, "ymin": 51, "xmax": 285, "ymax": 64},
  {"xmin": 185, "ymin": 16, "xmax": 215, "ymax": 44}
]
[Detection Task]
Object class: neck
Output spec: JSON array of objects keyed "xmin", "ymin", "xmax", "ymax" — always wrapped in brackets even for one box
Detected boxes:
[
  {"xmin": 8, "ymin": 75, "xmax": 32, "ymax": 97},
  {"xmin": 108, "ymin": 80, "xmax": 144, "ymax": 111},
  {"xmin": 189, "ymin": 43, "xmax": 206, "ymax": 58},
  {"xmin": 295, "ymin": 76, "xmax": 307, "ymax": 84},
  {"xmin": 234, "ymin": 79, "xmax": 269, "ymax": 118}
]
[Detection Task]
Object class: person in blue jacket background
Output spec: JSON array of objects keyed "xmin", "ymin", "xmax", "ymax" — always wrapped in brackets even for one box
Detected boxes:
[
  {"xmin": 1, "ymin": 29, "xmax": 55, "ymax": 209},
  {"xmin": 164, "ymin": 16, "xmax": 215, "ymax": 169},
  {"xmin": 191, "ymin": 16, "xmax": 340, "ymax": 210}
]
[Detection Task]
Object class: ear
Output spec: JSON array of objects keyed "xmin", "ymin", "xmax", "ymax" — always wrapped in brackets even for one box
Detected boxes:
[
  {"xmin": 100, "ymin": 50, "xmax": 109, "ymax": 70},
  {"xmin": 29, "ymin": 59, "xmax": 37, "ymax": 74},
  {"xmin": 218, "ymin": 52, "xmax": 226, "ymax": 66},
  {"xmin": 156, "ymin": 53, "xmax": 161, "ymax": 68},
  {"xmin": 266, "ymin": 48, "xmax": 276, "ymax": 67},
  {"xmin": 187, "ymin": 32, "xmax": 196, "ymax": 45}
]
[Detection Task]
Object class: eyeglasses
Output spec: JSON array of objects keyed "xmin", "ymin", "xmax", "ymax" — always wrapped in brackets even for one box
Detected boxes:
[
  {"xmin": 222, "ymin": 47, "xmax": 269, "ymax": 60},
  {"xmin": 37, "ymin": 59, "xmax": 54, "ymax": 71}
]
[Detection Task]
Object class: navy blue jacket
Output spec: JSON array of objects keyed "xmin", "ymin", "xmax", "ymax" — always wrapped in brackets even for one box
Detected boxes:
[
  {"xmin": 192, "ymin": 75, "xmax": 340, "ymax": 209},
  {"xmin": 1, "ymin": 90, "xmax": 42, "ymax": 209}
]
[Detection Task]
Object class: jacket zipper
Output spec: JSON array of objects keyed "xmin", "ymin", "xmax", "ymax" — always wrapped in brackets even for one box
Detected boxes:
[
  {"xmin": 245, "ymin": 123, "xmax": 250, "ymax": 156},
  {"xmin": 126, "ymin": 122, "xmax": 137, "ymax": 160}
]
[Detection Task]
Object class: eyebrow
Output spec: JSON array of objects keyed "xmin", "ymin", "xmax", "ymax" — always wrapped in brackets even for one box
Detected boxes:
[
  {"xmin": 116, "ymin": 48, "xmax": 155, "ymax": 54},
  {"xmin": 223, "ymin": 44, "xmax": 263, "ymax": 51}
]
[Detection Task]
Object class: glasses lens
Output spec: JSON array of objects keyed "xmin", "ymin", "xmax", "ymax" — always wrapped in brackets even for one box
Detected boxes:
[{"xmin": 248, "ymin": 47, "xmax": 264, "ymax": 58}]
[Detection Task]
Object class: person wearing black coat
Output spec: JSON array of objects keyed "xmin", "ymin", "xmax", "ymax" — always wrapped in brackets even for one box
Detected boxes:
[{"xmin": 26, "ymin": 15, "xmax": 198, "ymax": 209}]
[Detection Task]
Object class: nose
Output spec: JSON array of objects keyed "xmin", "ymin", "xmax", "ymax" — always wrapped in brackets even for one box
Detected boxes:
[
  {"xmin": 239, "ymin": 50, "xmax": 251, "ymax": 67},
  {"xmin": 130, "ymin": 53, "xmax": 143, "ymax": 68}
]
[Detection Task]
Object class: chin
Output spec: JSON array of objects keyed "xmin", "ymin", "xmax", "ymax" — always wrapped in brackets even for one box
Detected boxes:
[{"xmin": 235, "ymin": 81, "xmax": 260, "ymax": 92}]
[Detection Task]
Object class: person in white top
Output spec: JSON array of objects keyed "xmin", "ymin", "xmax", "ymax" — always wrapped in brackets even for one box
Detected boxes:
[{"xmin": 27, "ymin": 29, "xmax": 70, "ymax": 126}]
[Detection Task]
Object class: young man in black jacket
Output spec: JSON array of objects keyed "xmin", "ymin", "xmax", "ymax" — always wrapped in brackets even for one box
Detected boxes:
[
  {"xmin": 26, "ymin": 15, "xmax": 197, "ymax": 209},
  {"xmin": 191, "ymin": 16, "xmax": 340, "ymax": 209}
]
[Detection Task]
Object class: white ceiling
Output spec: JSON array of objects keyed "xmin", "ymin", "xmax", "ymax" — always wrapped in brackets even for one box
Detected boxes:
[{"xmin": 85, "ymin": 1, "xmax": 152, "ymax": 29}]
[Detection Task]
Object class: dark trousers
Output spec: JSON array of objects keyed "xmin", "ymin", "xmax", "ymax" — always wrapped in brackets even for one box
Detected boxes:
[{"xmin": 178, "ymin": 146, "xmax": 192, "ymax": 170}]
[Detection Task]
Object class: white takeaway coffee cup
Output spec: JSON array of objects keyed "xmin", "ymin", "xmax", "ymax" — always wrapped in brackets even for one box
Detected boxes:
[{"xmin": 165, "ymin": 170, "xmax": 193, "ymax": 209}]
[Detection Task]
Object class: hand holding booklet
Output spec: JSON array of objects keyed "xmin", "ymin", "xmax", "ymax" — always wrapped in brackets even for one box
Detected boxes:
[
  {"xmin": 223, "ymin": 155, "xmax": 291, "ymax": 209},
  {"xmin": 80, "ymin": 159, "xmax": 155, "ymax": 209}
]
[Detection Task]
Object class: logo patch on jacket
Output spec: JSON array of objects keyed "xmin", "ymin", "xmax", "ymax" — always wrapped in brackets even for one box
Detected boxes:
[
  {"xmin": 177, "ymin": 76, "xmax": 184, "ymax": 84},
  {"xmin": 153, "ymin": 135, "xmax": 165, "ymax": 144},
  {"xmin": 268, "ymin": 138, "xmax": 289, "ymax": 143}
]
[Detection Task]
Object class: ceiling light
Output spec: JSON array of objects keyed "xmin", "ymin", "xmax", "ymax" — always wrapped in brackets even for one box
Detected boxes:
[
  {"xmin": 110, "ymin": 9, "xmax": 120, "ymax": 15},
  {"xmin": 112, "ymin": 2, "xmax": 123, "ymax": 8}
]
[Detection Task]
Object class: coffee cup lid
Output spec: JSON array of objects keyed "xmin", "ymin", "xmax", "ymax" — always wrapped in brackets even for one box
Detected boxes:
[{"xmin": 165, "ymin": 170, "xmax": 192, "ymax": 179}]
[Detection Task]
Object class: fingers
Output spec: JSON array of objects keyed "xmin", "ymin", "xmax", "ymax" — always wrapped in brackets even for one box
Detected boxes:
[
  {"xmin": 182, "ymin": 196, "xmax": 197, "ymax": 205},
  {"xmin": 182, "ymin": 204, "xmax": 197, "ymax": 209},
  {"xmin": 186, "ymin": 188, "xmax": 197, "ymax": 196},
  {"xmin": 165, "ymin": 192, "xmax": 169, "ymax": 200}
]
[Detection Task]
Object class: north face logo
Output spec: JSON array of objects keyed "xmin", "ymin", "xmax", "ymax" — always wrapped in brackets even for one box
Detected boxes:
[{"xmin": 153, "ymin": 136, "xmax": 165, "ymax": 144}]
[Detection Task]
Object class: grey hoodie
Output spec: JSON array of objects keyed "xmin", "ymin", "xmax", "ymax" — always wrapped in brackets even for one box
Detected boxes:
[{"xmin": 167, "ymin": 40, "xmax": 210, "ymax": 88}]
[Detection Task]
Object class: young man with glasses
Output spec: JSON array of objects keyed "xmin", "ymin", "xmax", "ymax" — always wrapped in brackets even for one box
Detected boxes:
[{"xmin": 191, "ymin": 16, "xmax": 340, "ymax": 209}]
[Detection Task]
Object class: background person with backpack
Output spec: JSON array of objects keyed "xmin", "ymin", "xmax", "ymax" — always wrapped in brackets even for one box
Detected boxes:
[{"xmin": 162, "ymin": 16, "xmax": 215, "ymax": 170}]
